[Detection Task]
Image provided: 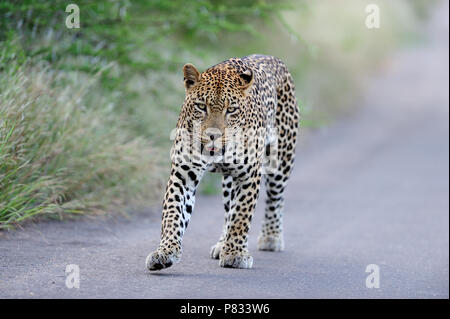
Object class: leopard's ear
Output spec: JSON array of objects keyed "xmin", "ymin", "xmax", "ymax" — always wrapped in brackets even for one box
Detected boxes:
[
  {"xmin": 183, "ymin": 63, "xmax": 200, "ymax": 90},
  {"xmin": 238, "ymin": 68, "xmax": 254, "ymax": 93}
]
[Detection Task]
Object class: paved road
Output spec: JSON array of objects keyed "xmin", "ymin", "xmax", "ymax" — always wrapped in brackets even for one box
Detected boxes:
[{"xmin": 0, "ymin": 5, "xmax": 448, "ymax": 299}]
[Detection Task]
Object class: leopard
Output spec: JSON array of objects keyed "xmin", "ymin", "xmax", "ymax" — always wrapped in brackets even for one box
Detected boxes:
[{"xmin": 146, "ymin": 54, "xmax": 299, "ymax": 270}]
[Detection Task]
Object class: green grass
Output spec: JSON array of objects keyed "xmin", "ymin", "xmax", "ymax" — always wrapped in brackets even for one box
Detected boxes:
[{"xmin": 0, "ymin": 63, "xmax": 165, "ymax": 228}]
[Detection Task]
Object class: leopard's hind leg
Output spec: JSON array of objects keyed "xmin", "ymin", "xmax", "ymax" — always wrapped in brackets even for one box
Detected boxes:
[{"xmin": 258, "ymin": 73, "xmax": 299, "ymax": 251}]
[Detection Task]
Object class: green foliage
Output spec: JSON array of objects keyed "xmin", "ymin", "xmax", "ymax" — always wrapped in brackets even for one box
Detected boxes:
[
  {"xmin": 1, "ymin": 0, "xmax": 288, "ymax": 84},
  {"xmin": 0, "ymin": 0, "xmax": 290, "ymax": 226},
  {"xmin": 0, "ymin": 0, "xmax": 434, "ymax": 224}
]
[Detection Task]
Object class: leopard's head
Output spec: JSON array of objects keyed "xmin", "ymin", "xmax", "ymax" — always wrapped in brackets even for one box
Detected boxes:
[{"xmin": 179, "ymin": 61, "xmax": 254, "ymax": 156}]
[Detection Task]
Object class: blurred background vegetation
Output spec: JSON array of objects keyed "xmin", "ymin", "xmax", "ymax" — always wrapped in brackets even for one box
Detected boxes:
[{"xmin": 0, "ymin": 0, "xmax": 436, "ymax": 228}]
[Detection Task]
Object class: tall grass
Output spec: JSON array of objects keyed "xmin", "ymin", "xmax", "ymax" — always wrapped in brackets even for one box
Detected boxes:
[{"xmin": 0, "ymin": 63, "xmax": 164, "ymax": 228}]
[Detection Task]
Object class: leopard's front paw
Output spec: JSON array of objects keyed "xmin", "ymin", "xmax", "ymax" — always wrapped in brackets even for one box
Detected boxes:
[
  {"xmin": 210, "ymin": 241, "xmax": 224, "ymax": 259},
  {"xmin": 257, "ymin": 234, "xmax": 284, "ymax": 251},
  {"xmin": 145, "ymin": 248, "xmax": 180, "ymax": 271},
  {"xmin": 219, "ymin": 251, "xmax": 253, "ymax": 269}
]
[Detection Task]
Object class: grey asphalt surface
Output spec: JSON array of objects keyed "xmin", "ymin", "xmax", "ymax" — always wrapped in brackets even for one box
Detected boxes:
[{"xmin": 0, "ymin": 5, "xmax": 448, "ymax": 299}]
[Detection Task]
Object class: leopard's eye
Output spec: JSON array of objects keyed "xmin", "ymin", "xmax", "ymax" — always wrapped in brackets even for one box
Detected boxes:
[
  {"xmin": 194, "ymin": 102, "xmax": 207, "ymax": 112},
  {"xmin": 226, "ymin": 106, "xmax": 238, "ymax": 114}
]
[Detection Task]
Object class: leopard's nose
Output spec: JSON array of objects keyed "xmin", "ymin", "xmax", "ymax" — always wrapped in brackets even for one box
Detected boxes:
[
  {"xmin": 204, "ymin": 128, "xmax": 222, "ymax": 141},
  {"xmin": 209, "ymin": 133, "xmax": 220, "ymax": 140}
]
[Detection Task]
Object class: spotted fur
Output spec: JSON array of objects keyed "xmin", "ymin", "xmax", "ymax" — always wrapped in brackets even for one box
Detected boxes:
[{"xmin": 146, "ymin": 55, "xmax": 299, "ymax": 270}]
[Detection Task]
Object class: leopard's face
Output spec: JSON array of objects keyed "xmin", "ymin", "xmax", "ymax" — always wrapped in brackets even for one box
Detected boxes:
[{"xmin": 180, "ymin": 63, "xmax": 253, "ymax": 156}]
